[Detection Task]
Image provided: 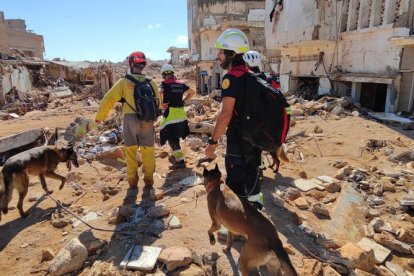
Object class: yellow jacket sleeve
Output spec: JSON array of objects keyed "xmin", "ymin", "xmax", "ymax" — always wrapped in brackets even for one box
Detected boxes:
[{"xmin": 95, "ymin": 78, "xmax": 125, "ymax": 122}]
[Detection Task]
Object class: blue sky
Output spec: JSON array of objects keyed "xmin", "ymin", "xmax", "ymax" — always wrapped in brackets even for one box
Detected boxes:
[{"xmin": 0, "ymin": 0, "xmax": 188, "ymax": 62}]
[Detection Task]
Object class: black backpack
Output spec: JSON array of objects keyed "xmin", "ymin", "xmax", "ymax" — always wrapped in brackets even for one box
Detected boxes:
[
  {"xmin": 236, "ymin": 72, "xmax": 291, "ymax": 151},
  {"xmin": 120, "ymin": 74, "xmax": 161, "ymax": 121}
]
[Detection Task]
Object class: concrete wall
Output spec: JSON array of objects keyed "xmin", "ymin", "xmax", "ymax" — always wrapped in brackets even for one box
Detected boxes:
[
  {"xmin": 8, "ymin": 29, "xmax": 44, "ymax": 59},
  {"xmin": 339, "ymin": 28, "xmax": 409, "ymax": 74},
  {"xmin": 0, "ymin": 66, "xmax": 32, "ymax": 104},
  {"xmin": 0, "ymin": 13, "xmax": 9, "ymax": 55}
]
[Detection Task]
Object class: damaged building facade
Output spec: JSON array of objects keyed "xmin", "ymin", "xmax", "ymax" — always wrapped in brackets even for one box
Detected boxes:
[
  {"xmin": 167, "ymin": 47, "xmax": 190, "ymax": 65},
  {"xmin": 0, "ymin": 11, "xmax": 45, "ymax": 60},
  {"xmin": 188, "ymin": 0, "xmax": 266, "ymax": 95},
  {"xmin": 266, "ymin": 0, "xmax": 414, "ymax": 113}
]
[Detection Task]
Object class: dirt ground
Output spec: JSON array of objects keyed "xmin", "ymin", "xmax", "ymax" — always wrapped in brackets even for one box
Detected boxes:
[{"xmin": 0, "ymin": 76, "xmax": 414, "ymax": 275}]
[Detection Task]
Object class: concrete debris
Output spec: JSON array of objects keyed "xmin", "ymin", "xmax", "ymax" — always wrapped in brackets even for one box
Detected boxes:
[
  {"xmin": 48, "ymin": 238, "xmax": 88, "ymax": 276},
  {"xmin": 157, "ymin": 246, "xmax": 193, "ymax": 271},
  {"xmin": 357, "ymin": 237, "xmax": 392, "ymax": 264},
  {"xmin": 339, "ymin": 242, "xmax": 375, "ymax": 272},
  {"xmin": 120, "ymin": 245, "xmax": 162, "ymax": 271}
]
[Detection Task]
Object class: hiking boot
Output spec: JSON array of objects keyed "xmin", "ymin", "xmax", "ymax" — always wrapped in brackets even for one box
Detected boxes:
[{"xmin": 169, "ymin": 160, "xmax": 186, "ymax": 170}]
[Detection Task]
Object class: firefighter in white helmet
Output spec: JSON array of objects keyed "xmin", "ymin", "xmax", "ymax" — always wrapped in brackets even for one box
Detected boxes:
[
  {"xmin": 205, "ymin": 29, "xmax": 264, "ymax": 210},
  {"xmin": 243, "ymin": 50, "xmax": 266, "ymax": 80}
]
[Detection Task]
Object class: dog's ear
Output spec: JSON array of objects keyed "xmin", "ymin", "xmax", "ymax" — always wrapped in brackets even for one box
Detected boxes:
[
  {"xmin": 203, "ymin": 166, "xmax": 208, "ymax": 176},
  {"xmin": 214, "ymin": 163, "xmax": 219, "ymax": 172}
]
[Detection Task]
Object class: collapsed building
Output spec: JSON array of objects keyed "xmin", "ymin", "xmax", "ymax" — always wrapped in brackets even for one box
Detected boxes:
[
  {"xmin": 188, "ymin": 0, "xmax": 266, "ymax": 95},
  {"xmin": 0, "ymin": 11, "xmax": 45, "ymax": 60},
  {"xmin": 265, "ymin": 0, "xmax": 414, "ymax": 113},
  {"xmin": 166, "ymin": 47, "xmax": 190, "ymax": 65}
]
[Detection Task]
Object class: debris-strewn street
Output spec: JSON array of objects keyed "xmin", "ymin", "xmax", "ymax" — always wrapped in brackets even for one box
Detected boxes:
[{"xmin": 0, "ymin": 61, "xmax": 413, "ymax": 275}]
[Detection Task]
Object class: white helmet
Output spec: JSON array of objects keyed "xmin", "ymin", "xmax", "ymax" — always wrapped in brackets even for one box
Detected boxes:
[
  {"xmin": 160, "ymin": 64, "xmax": 174, "ymax": 74},
  {"xmin": 243, "ymin": 50, "xmax": 261, "ymax": 67},
  {"xmin": 215, "ymin": 28, "xmax": 249, "ymax": 54}
]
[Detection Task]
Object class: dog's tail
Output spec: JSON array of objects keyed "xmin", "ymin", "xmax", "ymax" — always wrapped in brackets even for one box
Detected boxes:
[
  {"xmin": 277, "ymin": 145, "xmax": 289, "ymax": 164},
  {"xmin": 0, "ymin": 166, "xmax": 14, "ymax": 215},
  {"xmin": 270, "ymin": 237, "xmax": 297, "ymax": 276}
]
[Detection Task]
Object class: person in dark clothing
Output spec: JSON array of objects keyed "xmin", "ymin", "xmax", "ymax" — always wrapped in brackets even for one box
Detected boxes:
[
  {"xmin": 205, "ymin": 28, "xmax": 264, "ymax": 210},
  {"xmin": 243, "ymin": 50, "xmax": 267, "ymax": 80},
  {"xmin": 159, "ymin": 64, "xmax": 195, "ymax": 169}
]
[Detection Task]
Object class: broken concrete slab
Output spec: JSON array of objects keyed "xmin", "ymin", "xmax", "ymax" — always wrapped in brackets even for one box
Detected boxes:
[
  {"xmin": 0, "ymin": 128, "xmax": 45, "ymax": 154},
  {"xmin": 120, "ymin": 245, "xmax": 162, "ymax": 271},
  {"xmin": 291, "ymin": 178, "xmax": 319, "ymax": 192},
  {"xmin": 357, "ymin": 237, "xmax": 391, "ymax": 264},
  {"xmin": 49, "ymin": 86, "xmax": 73, "ymax": 98}
]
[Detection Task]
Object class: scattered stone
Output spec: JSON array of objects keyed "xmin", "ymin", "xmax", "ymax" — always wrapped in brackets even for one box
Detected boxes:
[
  {"xmin": 311, "ymin": 202, "xmax": 330, "ymax": 218},
  {"xmin": 48, "ymin": 238, "xmax": 88, "ymax": 276},
  {"xmin": 364, "ymin": 208, "xmax": 381, "ymax": 219},
  {"xmin": 322, "ymin": 193, "xmax": 337, "ymax": 204},
  {"xmin": 363, "ymin": 225, "xmax": 376, "ymax": 238},
  {"xmin": 41, "ymin": 248, "xmax": 55, "ymax": 262},
  {"xmin": 302, "ymin": 258, "xmax": 322, "ymax": 275},
  {"xmin": 294, "ymin": 197, "xmax": 309, "ymax": 210},
  {"xmin": 78, "ymin": 232, "xmax": 107, "ymax": 255},
  {"xmin": 280, "ymin": 187, "xmax": 301, "ymax": 201},
  {"xmin": 158, "ymin": 246, "xmax": 193, "ymax": 271},
  {"xmin": 374, "ymin": 233, "xmax": 414, "ymax": 255},
  {"xmin": 325, "ymin": 182, "xmax": 341, "ymax": 193},
  {"xmin": 298, "ymin": 170, "xmax": 307, "ymax": 178},
  {"xmin": 335, "ymin": 166, "xmax": 351, "ymax": 180},
  {"xmin": 333, "ymin": 161, "xmax": 347, "ymax": 169},
  {"xmin": 148, "ymin": 204, "xmax": 170, "ymax": 218},
  {"xmin": 120, "ymin": 245, "xmax": 162, "ymax": 271},
  {"xmin": 385, "ymin": 261, "xmax": 409, "ymax": 276},
  {"xmin": 339, "ymin": 242, "xmax": 375, "ymax": 272},
  {"xmin": 357, "ymin": 238, "xmax": 391, "ymax": 264},
  {"xmin": 51, "ymin": 211, "xmax": 71, "ymax": 228},
  {"xmin": 323, "ymin": 265, "xmax": 341, "ymax": 276},
  {"xmin": 187, "ymin": 137, "xmax": 203, "ymax": 151},
  {"xmin": 168, "ymin": 215, "xmax": 182, "ymax": 229},
  {"xmin": 313, "ymin": 125, "xmax": 323, "ymax": 134},
  {"xmin": 291, "ymin": 178, "xmax": 318, "ymax": 192},
  {"xmin": 72, "ymin": 212, "xmax": 100, "ymax": 228}
]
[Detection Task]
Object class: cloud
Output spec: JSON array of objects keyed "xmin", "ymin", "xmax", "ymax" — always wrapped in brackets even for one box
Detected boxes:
[
  {"xmin": 147, "ymin": 23, "xmax": 162, "ymax": 29},
  {"xmin": 176, "ymin": 35, "xmax": 188, "ymax": 45}
]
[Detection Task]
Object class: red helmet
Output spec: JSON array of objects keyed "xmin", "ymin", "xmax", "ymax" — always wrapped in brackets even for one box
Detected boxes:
[{"xmin": 128, "ymin": 51, "xmax": 147, "ymax": 65}]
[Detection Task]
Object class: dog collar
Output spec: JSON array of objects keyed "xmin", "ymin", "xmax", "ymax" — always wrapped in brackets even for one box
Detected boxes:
[{"xmin": 206, "ymin": 180, "xmax": 223, "ymax": 193}]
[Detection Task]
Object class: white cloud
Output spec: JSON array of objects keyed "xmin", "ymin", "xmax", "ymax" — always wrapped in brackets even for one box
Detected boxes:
[
  {"xmin": 176, "ymin": 35, "xmax": 188, "ymax": 45},
  {"xmin": 147, "ymin": 23, "xmax": 162, "ymax": 29}
]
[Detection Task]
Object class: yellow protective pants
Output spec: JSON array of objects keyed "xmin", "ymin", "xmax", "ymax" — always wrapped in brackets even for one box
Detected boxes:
[{"xmin": 124, "ymin": 145, "xmax": 155, "ymax": 187}]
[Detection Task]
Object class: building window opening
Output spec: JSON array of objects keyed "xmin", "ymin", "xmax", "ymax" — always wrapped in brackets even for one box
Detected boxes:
[
  {"xmin": 295, "ymin": 77, "xmax": 319, "ymax": 100},
  {"xmin": 360, "ymin": 83, "xmax": 387, "ymax": 112}
]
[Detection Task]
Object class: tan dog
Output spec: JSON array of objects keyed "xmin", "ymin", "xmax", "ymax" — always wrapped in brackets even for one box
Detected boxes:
[
  {"xmin": 203, "ymin": 164, "xmax": 297, "ymax": 276},
  {"xmin": 0, "ymin": 146, "xmax": 79, "ymax": 220},
  {"xmin": 266, "ymin": 145, "xmax": 289, "ymax": 173}
]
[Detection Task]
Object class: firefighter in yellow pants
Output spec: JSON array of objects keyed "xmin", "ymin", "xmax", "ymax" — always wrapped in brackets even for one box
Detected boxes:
[{"xmin": 95, "ymin": 51, "xmax": 160, "ymax": 188}]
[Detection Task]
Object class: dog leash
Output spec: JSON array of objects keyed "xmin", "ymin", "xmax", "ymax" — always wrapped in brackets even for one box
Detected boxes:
[{"xmin": 46, "ymin": 193, "xmax": 134, "ymax": 235}]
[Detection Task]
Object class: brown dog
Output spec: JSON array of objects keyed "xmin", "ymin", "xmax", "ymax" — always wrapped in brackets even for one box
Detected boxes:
[
  {"xmin": 266, "ymin": 145, "xmax": 289, "ymax": 173},
  {"xmin": 203, "ymin": 164, "xmax": 297, "ymax": 276},
  {"xmin": 0, "ymin": 146, "xmax": 79, "ymax": 220}
]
